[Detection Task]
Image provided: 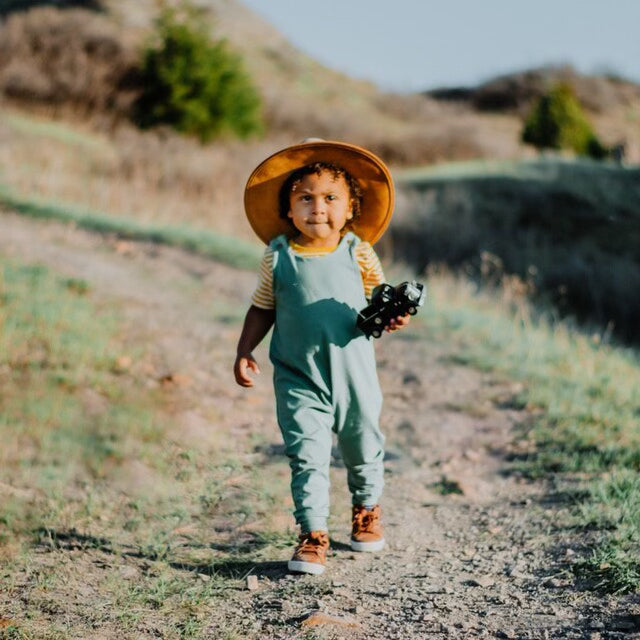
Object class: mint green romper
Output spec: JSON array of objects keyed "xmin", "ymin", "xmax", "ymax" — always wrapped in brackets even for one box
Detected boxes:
[{"xmin": 270, "ymin": 231, "xmax": 385, "ymax": 534}]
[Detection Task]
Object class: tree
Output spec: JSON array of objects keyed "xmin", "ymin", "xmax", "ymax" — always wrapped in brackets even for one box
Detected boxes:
[
  {"xmin": 133, "ymin": 4, "xmax": 262, "ymax": 142},
  {"xmin": 522, "ymin": 83, "xmax": 606, "ymax": 159}
]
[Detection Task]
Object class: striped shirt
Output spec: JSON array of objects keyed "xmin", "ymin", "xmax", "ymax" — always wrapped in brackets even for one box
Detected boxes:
[{"xmin": 251, "ymin": 240, "xmax": 385, "ymax": 310}]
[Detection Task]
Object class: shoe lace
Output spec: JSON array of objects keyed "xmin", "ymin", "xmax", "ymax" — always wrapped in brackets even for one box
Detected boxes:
[{"xmin": 297, "ymin": 532, "xmax": 328, "ymax": 555}]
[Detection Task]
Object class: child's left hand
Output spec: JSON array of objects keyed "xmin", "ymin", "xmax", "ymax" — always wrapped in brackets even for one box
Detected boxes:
[{"xmin": 384, "ymin": 313, "xmax": 411, "ymax": 333}]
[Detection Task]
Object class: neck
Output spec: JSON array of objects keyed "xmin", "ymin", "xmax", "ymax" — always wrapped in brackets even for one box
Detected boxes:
[{"xmin": 292, "ymin": 231, "xmax": 342, "ymax": 249}]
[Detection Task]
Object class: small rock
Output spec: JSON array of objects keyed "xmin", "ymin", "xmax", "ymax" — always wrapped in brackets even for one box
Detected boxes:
[
  {"xmin": 119, "ymin": 565, "xmax": 138, "ymax": 579},
  {"xmin": 331, "ymin": 580, "xmax": 344, "ymax": 587},
  {"xmin": 301, "ymin": 612, "xmax": 362, "ymax": 629},
  {"xmin": 246, "ymin": 575, "xmax": 259, "ymax": 591},
  {"xmin": 468, "ymin": 576, "xmax": 496, "ymax": 588},
  {"xmin": 422, "ymin": 585, "xmax": 446, "ymax": 594},
  {"xmin": 544, "ymin": 577, "xmax": 567, "ymax": 588},
  {"xmin": 197, "ymin": 573, "xmax": 210, "ymax": 582},
  {"xmin": 112, "ymin": 355, "xmax": 132, "ymax": 373}
]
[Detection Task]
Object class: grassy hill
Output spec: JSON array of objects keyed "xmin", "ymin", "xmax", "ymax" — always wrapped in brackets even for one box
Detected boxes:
[
  {"xmin": 7, "ymin": 0, "xmax": 638, "ymax": 165},
  {"xmin": 394, "ymin": 158, "xmax": 640, "ymax": 342},
  {"xmin": 1, "ymin": 0, "xmax": 639, "ymax": 342}
]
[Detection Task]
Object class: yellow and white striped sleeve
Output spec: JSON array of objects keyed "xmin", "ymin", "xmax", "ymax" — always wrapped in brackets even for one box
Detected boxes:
[
  {"xmin": 251, "ymin": 246, "xmax": 275, "ymax": 309},
  {"xmin": 356, "ymin": 242, "xmax": 386, "ymax": 299}
]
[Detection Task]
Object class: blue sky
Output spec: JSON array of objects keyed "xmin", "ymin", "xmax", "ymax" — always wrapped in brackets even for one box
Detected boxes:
[{"xmin": 240, "ymin": 0, "xmax": 640, "ymax": 92}]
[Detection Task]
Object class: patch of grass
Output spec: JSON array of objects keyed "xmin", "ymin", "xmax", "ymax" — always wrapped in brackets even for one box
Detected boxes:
[
  {"xmin": 0, "ymin": 258, "xmax": 161, "ymax": 550},
  {"xmin": 0, "ymin": 184, "xmax": 261, "ymax": 270},
  {"xmin": 395, "ymin": 157, "xmax": 640, "ymax": 343},
  {"xmin": 574, "ymin": 544, "xmax": 640, "ymax": 595},
  {"xmin": 424, "ymin": 269, "xmax": 640, "ymax": 593},
  {"xmin": 430, "ymin": 476, "xmax": 464, "ymax": 496},
  {"xmin": 4, "ymin": 111, "xmax": 113, "ymax": 154}
]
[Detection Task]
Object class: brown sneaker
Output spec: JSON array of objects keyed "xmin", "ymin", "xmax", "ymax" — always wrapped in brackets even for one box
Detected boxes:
[
  {"xmin": 351, "ymin": 505, "xmax": 385, "ymax": 552},
  {"xmin": 287, "ymin": 531, "xmax": 330, "ymax": 575}
]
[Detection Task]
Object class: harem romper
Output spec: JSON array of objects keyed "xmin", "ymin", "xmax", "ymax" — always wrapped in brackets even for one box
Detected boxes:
[{"xmin": 269, "ymin": 231, "xmax": 385, "ymax": 533}]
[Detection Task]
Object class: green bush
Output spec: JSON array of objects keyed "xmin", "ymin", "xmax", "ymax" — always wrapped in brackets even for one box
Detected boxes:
[
  {"xmin": 522, "ymin": 83, "xmax": 606, "ymax": 159},
  {"xmin": 133, "ymin": 5, "xmax": 262, "ymax": 142}
]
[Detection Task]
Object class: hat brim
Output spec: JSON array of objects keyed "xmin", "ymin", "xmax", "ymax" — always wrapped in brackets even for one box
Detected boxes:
[{"xmin": 244, "ymin": 141, "xmax": 394, "ymax": 245}]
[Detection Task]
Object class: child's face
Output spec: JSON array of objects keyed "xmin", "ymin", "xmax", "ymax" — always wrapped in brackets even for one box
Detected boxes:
[{"xmin": 287, "ymin": 170, "xmax": 353, "ymax": 247}]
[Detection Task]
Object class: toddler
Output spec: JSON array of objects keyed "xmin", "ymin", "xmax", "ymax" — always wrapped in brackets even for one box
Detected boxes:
[{"xmin": 234, "ymin": 139, "xmax": 409, "ymax": 574}]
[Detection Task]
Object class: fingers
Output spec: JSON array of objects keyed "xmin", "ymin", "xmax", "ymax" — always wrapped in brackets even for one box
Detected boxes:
[
  {"xmin": 235, "ymin": 356, "xmax": 260, "ymax": 387},
  {"xmin": 385, "ymin": 314, "xmax": 411, "ymax": 332},
  {"xmin": 246, "ymin": 359, "xmax": 261, "ymax": 375}
]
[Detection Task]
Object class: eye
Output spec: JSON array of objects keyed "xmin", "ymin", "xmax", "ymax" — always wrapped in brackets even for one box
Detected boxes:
[{"xmin": 326, "ymin": 194, "xmax": 337, "ymax": 201}]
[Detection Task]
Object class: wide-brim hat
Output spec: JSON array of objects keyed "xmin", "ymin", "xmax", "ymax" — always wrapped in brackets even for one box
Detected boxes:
[{"xmin": 244, "ymin": 139, "xmax": 395, "ymax": 245}]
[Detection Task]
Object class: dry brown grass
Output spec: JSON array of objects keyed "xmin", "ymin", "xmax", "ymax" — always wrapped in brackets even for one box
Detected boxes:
[
  {"xmin": 0, "ymin": 107, "xmax": 296, "ymax": 240},
  {"xmin": 0, "ymin": 7, "xmax": 139, "ymax": 124},
  {"xmin": 0, "ymin": 4, "xmax": 533, "ymax": 169}
]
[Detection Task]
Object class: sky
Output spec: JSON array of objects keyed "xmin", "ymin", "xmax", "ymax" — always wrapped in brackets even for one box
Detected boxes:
[{"xmin": 239, "ymin": 0, "xmax": 640, "ymax": 92}]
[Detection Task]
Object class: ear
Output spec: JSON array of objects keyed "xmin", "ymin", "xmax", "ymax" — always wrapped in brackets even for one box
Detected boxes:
[
  {"xmin": 287, "ymin": 209, "xmax": 293, "ymax": 219},
  {"xmin": 346, "ymin": 200, "xmax": 354, "ymax": 220}
]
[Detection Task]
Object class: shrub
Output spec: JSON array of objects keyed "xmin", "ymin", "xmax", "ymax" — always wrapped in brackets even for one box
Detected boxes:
[
  {"xmin": 0, "ymin": 7, "xmax": 137, "ymax": 117},
  {"xmin": 522, "ymin": 83, "xmax": 607, "ymax": 159},
  {"xmin": 133, "ymin": 4, "xmax": 262, "ymax": 142}
]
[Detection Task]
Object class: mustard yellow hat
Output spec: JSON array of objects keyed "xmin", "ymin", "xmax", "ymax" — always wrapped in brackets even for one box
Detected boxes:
[{"xmin": 244, "ymin": 139, "xmax": 395, "ymax": 245}]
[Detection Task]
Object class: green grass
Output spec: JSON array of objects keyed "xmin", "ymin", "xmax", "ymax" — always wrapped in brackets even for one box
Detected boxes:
[
  {"xmin": 0, "ymin": 253, "xmax": 294, "ymax": 637},
  {"xmin": 3, "ymin": 111, "xmax": 113, "ymax": 154},
  {"xmin": 0, "ymin": 258, "xmax": 160, "ymax": 550},
  {"xmin": 394, "ymin": 156, "xmax": 640, "ymax": 343},
  {"xmin": 0, "ymin": 184, "xmax": 262, "ymax": 271},
  {"xmin": 425, "ymin": 271, "xmax": 640, "ymax": 593}
]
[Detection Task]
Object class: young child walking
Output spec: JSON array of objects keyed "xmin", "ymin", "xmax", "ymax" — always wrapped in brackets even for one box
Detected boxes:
[{"xmin": 234, "ymin": 139, "xmax": 410, "ymax": 575}]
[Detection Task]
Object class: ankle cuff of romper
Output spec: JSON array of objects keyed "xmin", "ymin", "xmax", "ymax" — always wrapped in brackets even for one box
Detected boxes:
[
  {"xmin": 299, "ymin": 517, "xmax": 329, "ymax": 534},
  {"xmin": 352, "ymin": 497, "xmax": 381, "ymax": 508}
]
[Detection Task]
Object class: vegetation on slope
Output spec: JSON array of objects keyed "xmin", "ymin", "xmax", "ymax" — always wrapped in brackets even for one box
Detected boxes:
[
  {"xmin": 395, "ymin": 158, "xmax": 640, "ymax": 343},
  {"xmin": 427, "ymin": 270, "xmax": 640, "ymax": 593}
]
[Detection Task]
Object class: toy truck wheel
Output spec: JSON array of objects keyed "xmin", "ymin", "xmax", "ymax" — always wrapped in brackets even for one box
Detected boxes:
[
  {"xmin": 374, "ymin": 317, "xmax": 383, "ymax": 325},
  {"xmin": 407, "ymin": 306, "xmax": 417, "ymax": 316},
  {"xmin": 372, "ymin": 329, "xmax": 382, "ymax": 338}
]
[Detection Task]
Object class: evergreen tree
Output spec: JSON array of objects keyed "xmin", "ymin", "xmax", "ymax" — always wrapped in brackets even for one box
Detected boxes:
[
  {"xmin": 133, "ymin": 5, "xmax": 262, "ymax": 142},
  {"xmin": 522, "ymin": 83, "xmax": 606, "ymax": 159}
]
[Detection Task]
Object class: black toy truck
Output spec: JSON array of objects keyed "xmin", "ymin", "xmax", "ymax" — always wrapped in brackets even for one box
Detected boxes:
[{"xmin": 357, "ymin": 280, "xmax": 426, "ymax": 339}]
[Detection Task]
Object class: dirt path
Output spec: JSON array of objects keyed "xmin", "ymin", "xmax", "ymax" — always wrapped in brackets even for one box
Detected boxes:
[{"xmin": 1, "ymin": 210, "xmax": 634, "ymax": 639}]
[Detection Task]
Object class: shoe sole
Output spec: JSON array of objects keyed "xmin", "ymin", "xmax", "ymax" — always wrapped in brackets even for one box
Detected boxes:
[
  {"xmin": 288, "ymin": 560, "xmax": 326, "ymax": 575},
  {"xmin": 350, "ymin": 538, "xmax": 385, "ymax": 552}
]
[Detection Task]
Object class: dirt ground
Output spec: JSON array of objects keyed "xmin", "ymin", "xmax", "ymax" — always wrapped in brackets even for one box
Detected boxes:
[{"xmin": 1, "ymin": 210, "xmax": 639, "ymax": 639}]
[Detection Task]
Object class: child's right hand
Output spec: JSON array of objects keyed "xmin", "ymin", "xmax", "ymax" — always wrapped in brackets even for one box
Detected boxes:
[{"xmin": 234, "ymin": 353, "xmax": 260, "ymax": 387}]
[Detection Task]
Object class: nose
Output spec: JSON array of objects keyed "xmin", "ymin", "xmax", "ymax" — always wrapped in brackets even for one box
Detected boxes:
[{"xmin": 310, "ymin": 197, "xmax": 326, "ymax": 214}]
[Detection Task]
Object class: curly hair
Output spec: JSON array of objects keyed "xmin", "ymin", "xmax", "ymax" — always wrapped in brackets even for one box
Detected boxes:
[{"xmin": 278, "ymin": 162, "xmax": 363, "ymax": 224}]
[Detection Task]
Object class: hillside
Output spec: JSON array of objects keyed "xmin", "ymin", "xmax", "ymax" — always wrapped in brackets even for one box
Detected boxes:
[
  {"xmin": 6, "ymin": 0, "xmax": 640, "ymax": 164},
  {"xmin": 394, "ymin": 158, "xmax": 640, "ymax": 342},
  {"xmin": 2, "ymin": 209, "xmax": 639, "ymax": 638},
  {"xmin": 1, "ymin": 1, "xmax": 639, "ymax": 341},
  {"xmin": 2, "ymin": 5, "xmax": 640, "ymax": 634}
]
